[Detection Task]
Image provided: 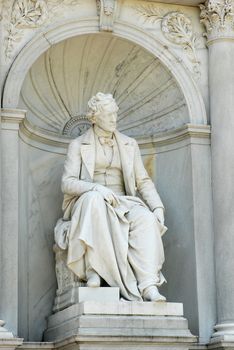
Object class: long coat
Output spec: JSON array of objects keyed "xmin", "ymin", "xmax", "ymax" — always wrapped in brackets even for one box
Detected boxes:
[
  {"xmin": 60, "ymin": 127, "xmax": 166, "ymax": 300},
  {"xmin": 62, "ymin": 127, "xmax": 164, "ymax": 220}
]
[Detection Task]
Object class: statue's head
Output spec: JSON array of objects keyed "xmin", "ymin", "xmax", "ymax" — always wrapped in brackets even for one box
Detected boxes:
[{"xmin": 87, "ymin": 92, "xmax": 119, "ymax": 133}]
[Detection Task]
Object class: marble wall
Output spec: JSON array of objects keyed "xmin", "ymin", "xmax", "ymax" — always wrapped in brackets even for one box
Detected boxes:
[
  {"xmin": 0, "ymin": 0, "xmax": 216, "ymax": 344},
  {"xmin": 156, "ymin": 136, "xmax": 215, "ymax": 341},
  {"xmin": 14, "ymin": 124, "xmax": 215, "ymax": 342},
  {"xmin": 18, "ymin": 141, "xmax": 64, "ymax": 340}
]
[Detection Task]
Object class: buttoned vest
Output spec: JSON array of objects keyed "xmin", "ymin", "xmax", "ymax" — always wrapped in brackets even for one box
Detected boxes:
[{"xmin": 93, "ymin": 135, "xmax": 126, "ymax": 195}]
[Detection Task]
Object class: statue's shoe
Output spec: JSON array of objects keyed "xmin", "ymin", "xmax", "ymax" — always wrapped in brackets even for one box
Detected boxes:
[
  {"xmin": 87, "ymin": 272, "xmax": 101, "ymax": 287},
  {"xmin": 143, "ymin": 286, "xmax": 166, "ymax": 302}
]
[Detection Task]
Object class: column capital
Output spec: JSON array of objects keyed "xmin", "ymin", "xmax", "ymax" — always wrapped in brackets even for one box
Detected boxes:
[{"xmin": 200, "ymin": 0, "xmax": 234, "ymax": 44}]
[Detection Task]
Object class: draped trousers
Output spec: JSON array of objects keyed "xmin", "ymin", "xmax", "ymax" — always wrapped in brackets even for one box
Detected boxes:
[{"xmin": 67, "ymin": 190, "xmax": 165, "ymax": 301}]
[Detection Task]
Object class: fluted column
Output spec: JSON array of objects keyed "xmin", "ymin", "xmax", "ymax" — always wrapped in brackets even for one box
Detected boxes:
[{"xmin": 200, "ymin": 0, "xmax": 234, "ymax": 340}]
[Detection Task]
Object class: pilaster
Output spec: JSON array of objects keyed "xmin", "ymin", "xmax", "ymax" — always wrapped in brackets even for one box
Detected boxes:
[{"xmin": 0, "ymin": 109, "xmax": 26, "ymax": 336}]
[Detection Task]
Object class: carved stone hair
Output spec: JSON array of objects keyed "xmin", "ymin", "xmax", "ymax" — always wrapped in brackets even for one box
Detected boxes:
[{"xmin": 87, "ymin": 92, "xmax": 119, "ymax": 123}]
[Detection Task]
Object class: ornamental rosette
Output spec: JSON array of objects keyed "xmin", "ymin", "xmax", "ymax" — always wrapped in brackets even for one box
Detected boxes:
[{"xmin": 200, "ymin": 0, "xmax": 234, "ymax": 40}]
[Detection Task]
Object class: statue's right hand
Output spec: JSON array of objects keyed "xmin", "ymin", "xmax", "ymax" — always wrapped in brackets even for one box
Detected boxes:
[{"xmin": 94, "ymin": 184, "xmax": 120, "ymax": 207}]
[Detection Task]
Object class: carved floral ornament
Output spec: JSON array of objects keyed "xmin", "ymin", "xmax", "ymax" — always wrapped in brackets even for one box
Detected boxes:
[
  {"xmin": 2, "ymin": 0, "xmax": 79, "ymax": 59},
  {"xmin": 135, "ymin": 5, "xmax": 201, "ymax": 77},
  {"xmin": 200, "ymin": 0, "xmax": 234, "ymax": 41},
  {"xmin": 2, "ymin": 0, "xmax": 118, "ymax": 59}
]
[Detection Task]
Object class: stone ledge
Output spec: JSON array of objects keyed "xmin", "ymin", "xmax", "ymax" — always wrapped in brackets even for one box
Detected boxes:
[
  {"xmin": 79, "ymin": 300, "xmax": 183, "ymax": 316},
  {"xmin": 0, "ymin": 338, "xmax": 23, "ymax": 350},
  {"xmin": 51, "ymin": 301, "xmax": 183, "ymax": 323},
  {"xmin": 51, "ymin": 334, "xmax": 197, "ymax": 350},
  {"xmin": 208, "ymin": 335, "xmax": 234, "ymax": 350}
]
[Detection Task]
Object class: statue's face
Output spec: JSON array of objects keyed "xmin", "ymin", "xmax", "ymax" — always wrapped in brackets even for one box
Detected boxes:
[{"xmin": 95, "ymin": 103, "xmax": 118, "ymax": 133}]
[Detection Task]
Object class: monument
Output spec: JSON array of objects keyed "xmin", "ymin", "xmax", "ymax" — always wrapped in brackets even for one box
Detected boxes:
[
  {"xmin": 55, "ymin": 92, "xmax": 167, "ymax": 302},
  {"xmin": 43, "ymin": 93, "xmax": 195, "ymax": 348},
  {"xmin": 2, "ymin": 0, "xmax": 229, "ymax": 347}
]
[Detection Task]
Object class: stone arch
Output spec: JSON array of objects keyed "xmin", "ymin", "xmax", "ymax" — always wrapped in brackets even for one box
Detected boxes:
[{"xmin": 2, "ymin": 18, "xmax": 207, "ymax": 125}]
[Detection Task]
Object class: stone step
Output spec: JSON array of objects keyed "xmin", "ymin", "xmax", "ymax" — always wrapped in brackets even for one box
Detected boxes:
[{"xmin": 44, "ymin": 301, "xmax": 195, "ymax": 345}]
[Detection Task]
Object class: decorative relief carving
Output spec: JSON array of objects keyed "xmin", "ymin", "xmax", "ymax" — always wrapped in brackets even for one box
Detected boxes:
[
  {"xmin": 54, "ymin": 245, "xmax": 81, "ymax": 293},
  {"xmin": 63, "ymin": 116, "xmax": 92, "ymax": 138},
  {"xmin": 162, "ymin": 12, "xmax": 200, "ymax": 75},
  {"xmin": 135, "ymin": 4, "xmax": 165, "ymax": 24},
  {"xmin": 11, "ymin": 0, "xmax": 48, "ymax": 28},
  {"xmin": 3, "ymin": 0, "xmax": 79, "ymax": 59},
  {"xmin": 135, "ymin": 5, "xmax": 201, "ymax": 77},
  {"xmin": 96, "ymin": 0, "xmax": 117, "ymax": 32},
  {"xmin": 200, "ymin": 0, "xmax": 234, "ymax": 41},
  {"xmin": 53, "ymin": 244, "xmax": 85, "ymax": 312}
]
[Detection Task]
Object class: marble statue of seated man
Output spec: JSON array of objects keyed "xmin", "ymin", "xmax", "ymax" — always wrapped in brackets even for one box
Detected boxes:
[{"xmin": 60, "ymin": 92, "xmax": 167, "ymax": 302}]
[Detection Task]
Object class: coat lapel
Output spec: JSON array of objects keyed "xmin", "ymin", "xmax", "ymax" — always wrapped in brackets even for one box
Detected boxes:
[
  {"xmin": 114, "ymin": 130, "xmax": 135, "ymax": 195},
  {"xmin": 80, "ymin": 128, "xmax": 135, "ymax": 194},
  {"xmin": 80, "ymin": 127, "xmax": 95, "ymax": 179}
]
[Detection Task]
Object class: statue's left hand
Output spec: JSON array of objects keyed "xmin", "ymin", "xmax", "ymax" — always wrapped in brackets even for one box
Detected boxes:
[{"xmin": 153, "ymin": 208, "xmax": 165, "ymax": 226}]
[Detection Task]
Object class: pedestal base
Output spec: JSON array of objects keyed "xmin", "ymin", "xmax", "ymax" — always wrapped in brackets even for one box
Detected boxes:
[
  {"xmin": 212, "ymin": 323, "xmax": 234, "ymax": 337},
  {"xmin": 44, "ymin": 301, "xmax": 196, "ymax": 349},
  {"xmin": 53, "ymin": 286, "xmax": 119, "ymax": 313},
  {"xmin": 209, "ymin": 335, "xmax": 234, "ymax": 350},
  {"xmin": 207, "ymin": 324, "xmax": 234, "ymax": 350}
]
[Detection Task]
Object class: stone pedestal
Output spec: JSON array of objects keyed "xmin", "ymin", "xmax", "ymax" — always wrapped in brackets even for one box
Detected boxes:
[
  {"xmin": 54, "ymin": 287, "xmax": 120, "ymax": 313},
  {"xmin": 209, "ymin": 335, "xmax": 234, "ymax": 350},
  {"xmin": 53, "ymin": 246, "xmax": 118, "ymax": 312},
  {"xmin": 44, "ymin": 301, "xmax": 196, "ymax": 349}
]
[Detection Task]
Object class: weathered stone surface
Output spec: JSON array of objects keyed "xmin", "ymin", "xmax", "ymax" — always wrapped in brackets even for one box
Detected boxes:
[
  {"xmin": 44, "ymin": 301, "xmax": 196, "ymax": 347},
  {"xmin": 0, "ymin": 0, "xmax": 217, "ymax": 346}
]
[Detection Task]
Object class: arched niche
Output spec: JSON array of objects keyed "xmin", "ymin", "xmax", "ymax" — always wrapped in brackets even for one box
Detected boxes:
[
  {"xmin": 18, "ymin": 32, "xmax": 191, "ymax": 143},
  {"xmin": 2, "ymin": 18, "xmax": 213, "ymax": 344},
  {"xmin": 2, "ymin": 19, "xmax": 207, "ymax": 127}
]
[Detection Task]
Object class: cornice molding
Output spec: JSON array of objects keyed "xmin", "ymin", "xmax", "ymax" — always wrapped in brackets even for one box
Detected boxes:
[
  {"xmin": 1, "ymin": 108, "xmax": 26, "ymax": 130},
  {"xmin": 137, "ymin": 124, "xmax": 211, "ymax": 149},
  {"xmin": 19, "ymin": 118, "xmax": 211, "ymax": 154}
]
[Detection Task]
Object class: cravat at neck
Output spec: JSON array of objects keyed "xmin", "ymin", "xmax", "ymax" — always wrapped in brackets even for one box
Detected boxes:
[
  {"xmin": 94, "ymin": 125, "xmax": 113, "ymax": 139},
  {"xmin": 99, "ymin": 137, "xmax": 114, "ymax": 147}
]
